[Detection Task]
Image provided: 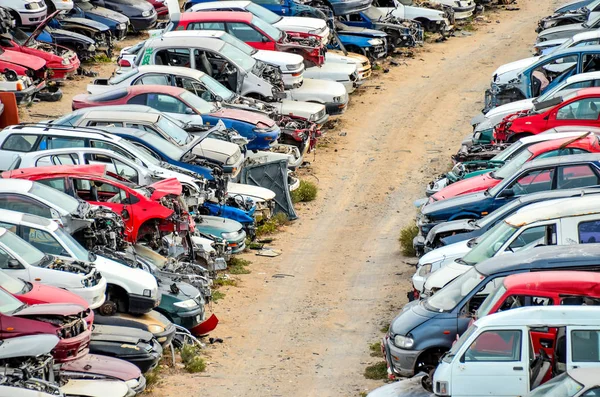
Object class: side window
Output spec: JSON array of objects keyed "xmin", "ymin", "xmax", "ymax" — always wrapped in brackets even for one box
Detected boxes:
[
  {"xmin": 134, "ymin": 74, "xmax": 171, "ymax": 86},
  {"xmin": 561, "ymin": 296, "xmax": 600, "ymax": 305},
  {"xmin": 532, "ymin": 55, "xmax": 578, "ymax": 97},
  {"xmin": 0, "ymin": 246, "xmax": 13, "ymax": 269},
  {"xmin": 127, "ymin": 94, "xmax": 147, "ymax": 105},
  {"xmin": 21, "ymin": 227, "xmax": 67, "ymax": 256},
  {"xmin": 578, "ymin": 219, "xmax": 600, "ymax": 243},
  {"xmin": 154, "ymin": 48, "xmax": 190, "ymax": 67},
  {"xmin": 73, "ymin": 178, "xmax": 128, "ymax": 204},
  {"xmin": 556, "ymin": 98, "xmax": 600, "ymax": 120},
  {"xmin": 1, "ymin": 134, "xmax": 38, "ymax": 152},
  {"xmin": 89, "ymin": 140, "xmax": 134, "ymax": 160},
  {"xmin": 463, "ymin": 330, "xmax": 522, "ymax": 362},
  {"xmin": 37, "ymin": 136, "xmax": 85, "ymax": 150},
  {"xmin": 36, "ymin": 178, "xmax": 68, "ymax": 193},
  {"xmin": 146, "ymin": 94, "xmax": 188, "ymax": 114},
  {"xmin": 508, "ymin": 168, "xmax": 555, "ymax": 195},
  {"xmin": 582, "ymin": 389, "xmax": 600, "ymax": 397},
  {"xmin": 557, "ymin": 164, "xmax": 600, "ymax": 189},
  {"xmin": 571, "ymin": 330, "xmax": 600, "ymax": 363},
  {"xmin": 35, "ymin": 154, "xmax": 79, "ymax": 167},
  {"xmin": 497, "ymin": 295, "xmax": 552, "ymax": 312},
  {"xmin": 0, "ymin": 222, "xmax": 17, "ymax": 234},
  {"xmin": 583, "ymin": 53, "xmax": 600, "ymax": 73},
  {"xmin": 535, "ymin": 149, "xmax": 570, "ymax": 159},
  {"xmin": 226, "ymin": 22, "xmax": 267, "ymax": 42},
  {"xmin": 0, "ymin": 193, "xmax": 52, "ymax": 217},
  {"xmin": 348, "ymin": 13, "xmax": 365, "ymax": 22},
  {"xmin": 113, "ymin": 159, "xmax": 139, "ymax": 184},
  {"xmin": 86, "ymin": 121, "xmax": 123, "ymax": 127},
  {"xmin": 507, "ymin": 224, "xmax": 555, "ymax": 251},
  {"xmin": 131, "ymin": 142, "xmax": 162, "ymax": 161},
  {"xmin": 187, "ymin": 22, "xmax": 225, "ymax": 31}
]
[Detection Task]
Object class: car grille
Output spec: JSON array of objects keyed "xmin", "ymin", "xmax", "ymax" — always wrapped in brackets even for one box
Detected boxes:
[
  {"xmin": 59, "ymin": 318, "xmax": 87, "ymax": 339},
  {"xmin": 115, "ymin": 29, "xmax": 127, "ymax": 41},
  {"xmin": 371, "ymin": 45, "xmax": 386, "ymax": 58}
]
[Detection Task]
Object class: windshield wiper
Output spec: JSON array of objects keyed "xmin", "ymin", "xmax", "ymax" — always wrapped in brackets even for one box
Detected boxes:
[{"xmin": 11, "ymin": 303, "xmax": 27, "ymax": 314}]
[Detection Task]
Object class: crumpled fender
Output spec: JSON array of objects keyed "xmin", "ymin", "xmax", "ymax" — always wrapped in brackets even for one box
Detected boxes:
[{"xmin": 149, "ymin": 178, "xmax": 182, "ymax": 200}]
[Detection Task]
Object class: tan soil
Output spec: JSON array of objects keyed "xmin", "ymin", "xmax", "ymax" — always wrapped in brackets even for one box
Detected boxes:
[{"xmin": 18, "ymin": 2, "xmax": 558, "ymax": 394}]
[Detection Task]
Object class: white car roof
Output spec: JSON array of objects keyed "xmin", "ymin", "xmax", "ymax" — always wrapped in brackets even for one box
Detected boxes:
[
  {"xmin": 163, "ymin": 30, "xmax": 227, "ymax": 40},
  {"xmin": 519, "ymin": 131, "xmax": 596, "ymax": 145},
  {"xmin": 572, "ymin": 30, "xmax": 600, "ymax": 42},
  {"xmin": 136, "ymin": 65, "xmax": 207, "ymax": 79},
  {"xmin": 474, "ymin": 306, "xmax": 600, "ymax": 328},
  {"xmin": 564, "ymin": 70, "xmax": 600, "ymax": 84},
  {"xmin": 4, "ymin": 125, "xmax": 122, "ymax": 142},
  {"xmin": 506, "ymin": 195, "xmax": 600, "ymax": 226},
  {"xmin": 0, "ymin": 208, "xmax": 56, "ymax": 231},
  {"xmin": 0, "ymin": 178, "xmax": 34, "ymax": 194}
]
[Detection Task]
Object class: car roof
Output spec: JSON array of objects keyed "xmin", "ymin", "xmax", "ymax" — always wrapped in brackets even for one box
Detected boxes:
[
  {"xmin": 175, "ymin": 10, "xmax": 254, "ymax": 23},
  {"xmin": 145, "ymin": 35, "xmax": 225, "ymax": 51},
  {"xmin": 162, "ymin": 30, "xmax": 227, "ymax": 40},
  {"xmin": 563, "ymin": 71, "xmax": 600, "ymax": 85},
  {"xmin": 503, "ymin": 270, "xmax": 600, "ymax": 294},
  {"xmin": 72, "ymin": 105, "xmax": 161, "ymax": 123},
  {"xmin": 476, "ymin": 244, "xmax": 600, "ymax": 275},
  {"xmin": 510, "ymin": 187, "xmax": 600, "ymax": 204},
  {"xmin": 473, "ymin": 306, "xmax": 600, "ymax": 328},
  {"xmin": 574, "ymin": 87, "xmax": 600, "ymax": 97},
  {"xmin": 520, "ymin": 131, "xmax": 598, "ymax": 144},
  {"xmin": 5, "ymin": 124, "xmax": 121, "ymax": 141},
  {"xmin": 191, "ymin": 1, "xmax": 251, "ymax": 9},
  {"xmin": 135, "ymin": 65, "xmax": 207, "ymax": 79},
  {"xmin": 506, "ymin": 195, "xmax": 600, "ymax": 225},
  {"xmin": 123, "ymin": 84, "xmax": 185, "ymax": 97},
  {"xmin": 546, "ymin": 44, "xmax": 600, "ymax": 57},
  {"xmin": 572, "ymin": 30, "xmax": 600, "ymax": 42},
  {"xmin": 0, "ymin": 208, "xmax": 56, "ymax": 231},
  {"xmin": 541, "ymin": 126, "xmax": 600, "ymax": 135},
  {"xmin": 0, "ymin": 178, "xmax": 34, "ymax": 193},
  {"xmin": 526, "ymin": 134, "xmax": 598, "ymax": 156},
  {"xmin": 521, "ymin": 152, "xmax": 600, "ymax": 168},
  {"xmin": 3, "ymin": 164, "xmax": 107, "ymax": 180}
]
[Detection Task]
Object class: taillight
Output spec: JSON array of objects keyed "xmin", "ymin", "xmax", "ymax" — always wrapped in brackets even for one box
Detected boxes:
[{"xmin": 118, "ymin": 58, "xmax": 131, "ymax": 67}]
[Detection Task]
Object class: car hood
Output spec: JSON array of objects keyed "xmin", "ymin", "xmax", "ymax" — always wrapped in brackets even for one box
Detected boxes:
[
  {"xmin": 538, "ymin": 22, "xmax": 584, "ymax": 37},
  {"xmin": 196, "ymin": 137, "xmax": 240, "ymax": 157},
  {"xmin": 277, "ymin": 16, "xmax": 327, "ymax": 32},
  {"xmin": 15, "ymin": 303, "xmax": 86, "ymax": 317},
  {"xmin": 61, "ymin": 354, "xmax": 141, "ymax": 381},
  {"xmin": 306, "ymin": 62, "xmax": 356, "ymax": 78},
  {"xmin": 423, "ymin": 191, "xmax": 488, "ymax": 216},
  {"xmin": 0, "ymin": 49, "xmax": 46, "ymax": 71},
  {"xmin": 254, "ymin": 49, "xmax": 304, "ymax": 68},
  {"xmin": 210, "ymin": 107, "xmax": 274, "ymax": 127},
  {"xmin": 157, "ymin": 277, "xmax": 199, "ymax": 301},
  {"xmin": 418, "ymin": 239, "xmax": 470, "ymax": 266},
  {"xmin": 326, "ymin": 50, "xmax": 369, "ymax": 65},
  {"xmin": 291, "ymin": 78, "xmax": 347, "ymax": 98},
  {"xmin": 25, "ymin": 10, "xmax": 61, "ymax": 46},
  {"xmin": 0, "ymin": 334, "xmax": 58, "ymax": 359},
  {"xmin": 61, "ymin": 378, "xmax": 129, "ymax": 397},
  {"xmin": 148, "ymin": 178, "xmax": 182, "ymax": 200},
  {"xmin": 337, "ymin": 25, "xmax": 387, "ymax": 37},
  {"xmin": 390, "ymin": 300, "xmax": 438, "ymax": 336},
  {"xmin": 95, "ymin": 255, "xmax": 157, "ymax": 289},
  {"xmin": 227, "ymin": 182, "xmax": 276, "ymax": 201},
  {"xmin": 62, "ymin": 16, "xmax": 112, "ymax": 32},
  {"xmin": 91, "ymin": 324, "xmax": 153, "ymax": 344},
  {"xmin": 366, "ymin": 374, "xmax": 428, "ymax": 397},
  {"xmin": 479, "ymin": 98, "xmax": 535, "ymax": 130},
  {"xmin": 23, "ymin": 282, "xmax": 90, "ymax": 308},
  {"xmin": 427, "ymin": 219, "xmax": 476, "ymax": 240},
  {"xmin": 275, "ymin": 99, "xmax": 325, "ymax": 119},
  {"xmin": 46, "ymin": 27, "xmax": 96, "ymax": 45},
  {"xmin": 85, "ymin": 6, "xmax": 130, "ymax": 23},
  {"xmin": 424, "ymin": 261, "xmax": 471, "ymax": 290},
  {"xmin": 493, "ymin": 56, "xmax": 539, "ymax": 80},
  {"xmin": 432, "ymin": 172, "xmax": 498, "ymax": 201},
  {"xmin": 195, "ymin": 215, "xmax": 242, "ymax": 234}
]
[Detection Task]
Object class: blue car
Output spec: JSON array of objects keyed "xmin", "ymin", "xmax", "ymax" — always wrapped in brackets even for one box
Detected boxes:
[
  {"xmin": 66, "ymin": 0, "xmax": 129, "ymax": 40},
  {"xmin": 330, "ymin": 20, "xmax": 388, "ymax": 59},
  {"xmin": 203, "ymin": 0, "xmax": 370, "ymax": 17},
  {"xmin": 417, "ymin": 154, "xmax": 600, "ymax": 237}
]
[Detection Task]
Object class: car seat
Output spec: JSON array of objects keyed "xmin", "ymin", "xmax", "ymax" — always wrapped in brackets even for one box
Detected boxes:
[{"xmin": 196, "ymin": 52, "xmax": 213, "ymax": 77}]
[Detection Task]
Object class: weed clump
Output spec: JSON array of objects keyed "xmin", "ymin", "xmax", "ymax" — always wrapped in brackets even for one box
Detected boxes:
[
  {"xmin": 291, "ymin": 180, "xmax": 318, "ymax": 203},
  {"xmin": 364, "ymin": 361, "xmax": 388, "ymax": 380},
  {"xmin": 399, "ymin": 224, "xmax": 418, "ymax": 256},
  {"xmin": 179, "ymin": 344, "xmax": 206, "ymax": 373}
]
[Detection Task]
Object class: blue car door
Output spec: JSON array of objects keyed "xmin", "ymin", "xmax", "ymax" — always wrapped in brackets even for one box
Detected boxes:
[{"xmin": 343, "ymin": 12, "xmax": 372, "ymax": 29}]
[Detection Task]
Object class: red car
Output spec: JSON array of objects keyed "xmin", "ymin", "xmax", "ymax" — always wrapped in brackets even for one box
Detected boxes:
[
  {"xmin": 165, "ymin": 11, "xmax": 325, "ymax": 66},
  {"xmin": 495, "ymin": 88, "xmax": 600, "ymax": 143},
  {"xmin": 3, "ymin": 165, "xmax": 192, "ymax": 245},
  {"xmin": 0, "ymin": 11, "xmax": 80, "ymax": 82},
  {"xmin": 430, "ymin": 134, "xmax": 600, "ymax": 202},
  {"xmin": 147, "ymin": 0, "xmax": 168, "ymax": 16},
  {"xmin": 0, "ymin": 47, "xmax": 46, "ymax": 83}
]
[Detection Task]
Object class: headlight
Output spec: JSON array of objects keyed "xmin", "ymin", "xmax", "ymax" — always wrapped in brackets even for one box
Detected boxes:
[
  {"xmin": 367, "ymin": 39, "xmax": 382, "ymax": 46},
  {"xmin": 174, "ymin": 299, "xmax": 198, "ymax": 309},
  {"xmin": 222, "ymin": 231, "xmax": 240, "ymax": 239},
  {"xmin": 118, "ymin": 23, "xmax": 127, "ymax": 30},
  {"xmin": 143, "ymin": 289, "xmax": 152, "ymax": 297},
  {"xmin": 286, "ymin": 64, "xmax": 300, "ymax": 71},
  {"xmin": 473, "ymin": 131, "xmax": 482, "ymax": 140},
  {"xmin": 253, "ymin": 127, "xmax": 273, "ymax": 134},
  {"xmin": 333, "ymin": 96, "xmax": 341, "ymax": 103},
  {"xmin": 418, "ymin": 264, "xmax": 432, "ymax": 277},
  {"xmin": 147, "ymin": 324, "xmax": 165, "ymax": 334},
  {"xmin": 142, "ymin": 10, "xmax": 152, "ymax": 16},
  {"xmin": 61, "ymin": 58, "xmax": 70, "ymax": 65},
  {"xmin": 393, "ymin": 334, "xmax": 414, "ymax": 349}
]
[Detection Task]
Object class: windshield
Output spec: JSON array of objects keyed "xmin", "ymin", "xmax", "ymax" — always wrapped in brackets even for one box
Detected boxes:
[
  {"xmin": 180, "ymin": 91, "xmax": 216, "ymax": 114},
  {"xmin": 251, "ymin": 15, "xmax": 282, "ymax": 41},
  {"xmin": 525, "ymin": 373, "xmax": 583, "ymax": 397},
  {"xmin": 0, "ymin": 270, "xmax": 27, "ymax": 294},
  {"xmin": 156, "ymin": 116, "xmax": 192, "ymax": 145},
  {"xmin": 492, "ymin": 141, "xmax": 523, "ymax": 162},
  {"xmin": 56, "ymin": 228, "xmax": 91, "ymax": 262},
  {"xmin": 135, "ymin": 245, "xmax": 167, "ymax": 267},
  {"xmin": 217, "ymin": 31, "xmax": 257, "ymax": 56},
  {"xmin": 11, "ymin": 29, "xmax": 30, "ymax": 46},
  {"xmin": 30, "ymin": 182, "xmax": 80, "ymax": 214},
  {"xmin": 116, "ymin": 139, "xmax": 160, "ymax": 166},
  {"xmin": 442, "ymin": 325, "xmax": 478, "ymax": 363},
  {"xmin": 0, "ymin": 229, "xmax": 45, "ymax": 266},
  {"xmin": 492, "ymin": 149, "xmax": 533, "ymax": 180},
  {"xmin": 0, "ymin": 283, "xmax": 26, "ymax": 314},
  {"xmin": 426, "ymin": 268, "xmax": 486, "ymax": 312},
  {"xmin": 135, "ymin": 132, "xmax": 185, "ymax": 160},
  {"xmin": 200, "ymin": 73, "xmax": 235, "ymax": 101},
  {"xmin": 460, "ymin": 221, "xmax": 518, "ymax": 265},
  {"xmin": 476, "ymin": 284, "xmax": 507, "ymax": 318},
  {"xmin": 220, "ymin": 41, "xmax": 257, "ymax": 72},
  {"xmin": 363, "ymin": 6, "xmax": 384, "ymax": 20},
  {"xmin": 247, "ymin": 3, "xmax": 282, "ymax": 24}
]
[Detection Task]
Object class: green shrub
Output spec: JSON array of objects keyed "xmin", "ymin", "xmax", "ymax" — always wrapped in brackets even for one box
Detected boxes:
[
  {"xmin": 211, "ymin": 290, "xmax": 225, "ymax": 302},
  {"xmin": 399, "ymin": 224, "xmax": 418, "ymax": 256},
  {"xmin": 364, "ymin": 362, "xmax": 388, "ymax": 380},
  {"xmin": 228, "ymin": 257, "xmax": 251, "ymax": 275},
  {"xmin": 369, "ymin": 342, "xmax": 381, "ymax": 357},
  {"xmin": 143, "ymin": 365, "xmax": 161, "ymax": 391},
  {"xmin": 179, "ymin": 344, "xmax": 206, "ymax": 373},
  {"xmin": 291, "ymin": 180, "xmax": 318, "ymax": 203}
]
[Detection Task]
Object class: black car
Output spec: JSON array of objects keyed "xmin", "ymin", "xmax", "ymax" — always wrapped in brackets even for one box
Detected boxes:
[
  {"xmin": 89, "ymin": 324, "xmax": 163, "ymax": 373},
  {"xmin": 48, "ymin": 12, "xmax": 115, "ymax": 55},
  {"xmin": 90, "ymin": 0, "xmax": 157, "ymax": 31},
  {"xmin": 67, "ymin": 0, "xmax": 129, "ymax": 41}
]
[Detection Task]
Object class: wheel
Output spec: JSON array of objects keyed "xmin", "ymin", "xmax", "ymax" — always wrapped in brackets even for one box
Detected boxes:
[{"xmin": 97, "ymin": 300, "xmax": 118, "ymax": 316}]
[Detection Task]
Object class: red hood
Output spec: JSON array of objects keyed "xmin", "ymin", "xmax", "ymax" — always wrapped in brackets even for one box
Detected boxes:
[
  {"xmin": 149, "ymin": 178, "xmax": 182, "ymax": 200},
  {"xmin": 432, "ymin": 172, "xmax": 501, "ymax": 201},
  {"xmin": 15, "ymin": 303, "xmax": 87, "ymax": 317},
  {"xmin": 18, "ymin": 282, "xmax": 89, "ymax": 308},
  {"xmin": 0, "ymin": 48, "xmax": 45, "ymax": 71},
  {"xmin": 210, "ymin": 108, "xmax": 275, "ymax": 127},
  {"xmin": 61, "ymin": 354, "xmax": 141, "ymax": 381}
]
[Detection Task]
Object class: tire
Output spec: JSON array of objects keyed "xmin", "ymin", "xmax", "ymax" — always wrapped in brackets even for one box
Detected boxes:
[{"xmin": 508, "ymin": 133, "xmax": 532, "ymax": 143}]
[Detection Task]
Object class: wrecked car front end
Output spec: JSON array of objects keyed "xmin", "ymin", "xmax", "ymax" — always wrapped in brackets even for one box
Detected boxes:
[
  {"xmin": 483, "ymin": 73, "xmax": 528, "ymax": 114},
  {"xmin": 536, "ymin": 9, "xmax": 588, "ymax": 33},
  {"xmin": 374, "ymin": 18, "xmax": 424, "ymax": 50}
]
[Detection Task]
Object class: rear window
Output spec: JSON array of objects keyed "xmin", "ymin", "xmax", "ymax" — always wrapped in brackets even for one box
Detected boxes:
[{"xmin": 1, "ymin": 134, "xmax": 38, "ymax": 152}]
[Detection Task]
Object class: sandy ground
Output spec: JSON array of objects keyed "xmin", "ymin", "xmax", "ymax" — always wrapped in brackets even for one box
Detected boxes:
[{"xmin": 19, "ymin": 2, "xmax": 556, "ymax": 395}]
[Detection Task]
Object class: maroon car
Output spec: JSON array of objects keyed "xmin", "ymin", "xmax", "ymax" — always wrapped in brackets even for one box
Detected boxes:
[
  {"xmin": 0, "ymin": 285, "xmax": 91, "ymax": 363},
  {"xmin": 146, "ymin": 0, "xmax": 167, "ymax": 16}
]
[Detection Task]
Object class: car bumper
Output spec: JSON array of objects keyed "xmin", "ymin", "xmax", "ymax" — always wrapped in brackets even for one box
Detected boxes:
[
  {"xmin": 17, "ymin": 8, "xmax": 47, "ymax": 25},
  {"xmin": 54, "ymin": 330, "xmax": 92, "ymax": 363},
  {"xmin": 125, "ymin": 340, "xmax": 163, "ymax": 373},
  {"xmin": 71, "ymin": 280, "xmax": 106, "ymax": 310},
  {"xmin": 382, "ymin": 335, "xmax": 422, "ymax": 378},
  {"xmin": 330, "ymin": 0, "xmax": 371, "ymax": 15},
  {"xmin": 48, "ymin": 61, "xmax": 80, "ymax": 82},
  {"xmin": 128, "ymin": 293, "xmax": 159, "ymax": 315},
  {"xmin": 129, "ymin": 14, "xmax": 157, "ymax": 31},
  {"xmin": 324, "ymin": 94, "xmax": 349, "ymax": 116},
  {"xmin": 171, "ymin": 306, "xmax": 204, "ymax": 330},
  {"xmin": 340, "ymin": 80, "xmax": 356, "ymax": 94},
  {"xmin": 227, "ymin": 233, "xmax": 246, "ymax": 254},
  {"xmin": 13, "ymin": 80, "xmax": 45, "ymax": 105},
  {"xmin": 249, "ymin": 130, "xmax": 281, "ymax": 151},
  {"xmin": 412, "ymin": 234, "xmax": 425, "ymax": 256},
  {"xmin": 453, "ymin": 5, "xmax": 476, "ymax": 19},
  {"xmin": 189, "ymin": 313, "xmax": 218, "ymax": 336},
  {"xmin": 282, "ymin": 73, "xmax": 303, "ymax": 89}
]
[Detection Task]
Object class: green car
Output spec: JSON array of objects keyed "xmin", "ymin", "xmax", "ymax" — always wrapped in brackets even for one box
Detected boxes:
[{"xmin": 195, "ymin": 215, "xmax": 247, "ymax": 254}]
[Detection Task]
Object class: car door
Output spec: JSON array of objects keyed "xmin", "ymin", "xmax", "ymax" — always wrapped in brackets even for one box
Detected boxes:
[
  {"xmin": 82, "ymin": 153, "xmax": 141, "ymax": 184},
  {"xmin": 547, "ymin": 97, "xmax": 600, "ymax": 130},
  {"xmin": 567, "ymin": 326, "xmax": 600, "ymax": 371},
  {"xmin": 556, "ymin": 163, "xmax": 600, "ymax": 190},
  {"xmin": 494, "ymin": 167, "xmax": 556, "ymax": 210},
  {"xmin": 226, "ymin": 22, "xmax": 275, "ymax": 50},
  {"xmin": 527, "ymin": 54, "xmax": 579, "ymax": 97},
  {"xmin": 127, "ymin": 93, "xmax": 201, "ymax": 125},
  {"xmin": 451, "ymin": 327, "xmax": 528, "ymax": 397}
]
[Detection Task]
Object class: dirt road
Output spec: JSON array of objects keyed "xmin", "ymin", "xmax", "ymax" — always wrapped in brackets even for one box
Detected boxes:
[{"xmin": 135, "ymin": 1, "xmax": 558, "ymax": 396}]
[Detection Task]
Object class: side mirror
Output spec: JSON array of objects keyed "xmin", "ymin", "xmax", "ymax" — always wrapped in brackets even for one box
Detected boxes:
[
  {"xmin": 262, "ymin": 36, "xmax": 270, "ymax": 43},
  {"xmin": 185, "ymin": 107, "xmax": 195, "ymax": 115},
  {"xmin": 499, "ymin": 188, "xmax": 515, "ymax": 198},
  {"xmin": 7, "ymin": 259, "xmax": 22, "ymax": 269}
]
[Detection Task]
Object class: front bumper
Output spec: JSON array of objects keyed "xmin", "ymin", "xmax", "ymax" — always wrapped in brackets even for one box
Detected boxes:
[
  {"xmin": 13, "ymin": 80, "xmax": 46, "ymax": 105},
  {"xmin": 382, "ymin": 335, "xmax": 422, "ymax": 378},
  {"xmin": 171, "ymin": 306, "xmax": 204, "ymax": 331},
  {"xmin": 17, "ymin": 8, "xmax": 47, "ymax": 25},
  {"xmin": 48, "ymin": 60, "xmax": 80, "ymax": 82},
  {"xmin": 128, "ymin": 293, "xmax": 159, "ymax": 315},
  {"xmin": 129, "ymin": 14, "xmax": 157, "ymax": 31},
  {"xmin": 54, "ymin": 330, "xmax": 92, "ymax": 363},
  {"xmin": 324, "ymin": 94, "xmax": 349, "ymax": 115},
  {"xmin": 250, "ymin": 129, "xmax": 281, "ymax": 151},
  {"xmin": 71, "ymin": 279, "xmax": 107, "ymax": 310},
  {"xmin": 453, "ymin": 4, "xmax": 476, "ymax": 19},
  {"xmin": 125, "ymin": 339, "xmax": 163, "ymax": 373},
  {"xmin": 226, "ymin": 232, "xmax": 246, "ymax": 254}
]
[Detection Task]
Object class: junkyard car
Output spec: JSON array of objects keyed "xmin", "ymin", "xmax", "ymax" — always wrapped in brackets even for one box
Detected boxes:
[
  {"xmin": 417, "ymin": 154, "xmax": 600, "ymax": 236},
  {"xmin": 47, "ymin": 9, "xmax": 115, "ymax": 56},
  {"xmin": 537, "ymin": 13, "xmax": 600, "ymax": 44},
  {"xmin": 384, "ymin": 244, "xmax": 600, "ymax": 379},
  {"xmin": 2, "ymin": 0, "xmax": 47, "ymax": 26},
  {"xmin": 0, "ymin": 226, "xmax": 107, "ymax": 309},
  {"xmin": 525, "ymin": 369, "xmax": 600, "ymax": 397},
  {"xmin": 66, "ymin": 0, "xmax": 129, "ymax": 41},
  {"xmin": 330, "ymin": 21, "xmax": 388, "ymax": 60},
  {"xmin": 484, "ymin": 46, "xmax": 600, "ymax": 113},
  {"xmin": 89, "ymin": 0, "xmax": 156, "ymax": 31}
]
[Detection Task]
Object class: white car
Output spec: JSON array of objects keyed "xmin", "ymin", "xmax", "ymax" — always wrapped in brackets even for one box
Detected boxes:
[
  {"xmin": 412, "ymin": 238, "xmax": 469, "ymax": 293},
  {"xmin": 372, "ymin": 0, "xmax": 451, "ymax": 32},
  {"xmin": 2, "ymin": 0, "xmax": 47, "ymax": 26},
  {"xmin": 0, "ymin": 209, "xmax": 160, "ymax": 315},
  {"xmin": 47, "ymin": 0, "xmax": 74, "ymax": 12},
  {"xmin": 0, "ymin": 226, "xmax": 106, "ymax": 309},
  {"xmin": 186, "ymin": 1, "xmax": 330, "ymax": 45}
]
